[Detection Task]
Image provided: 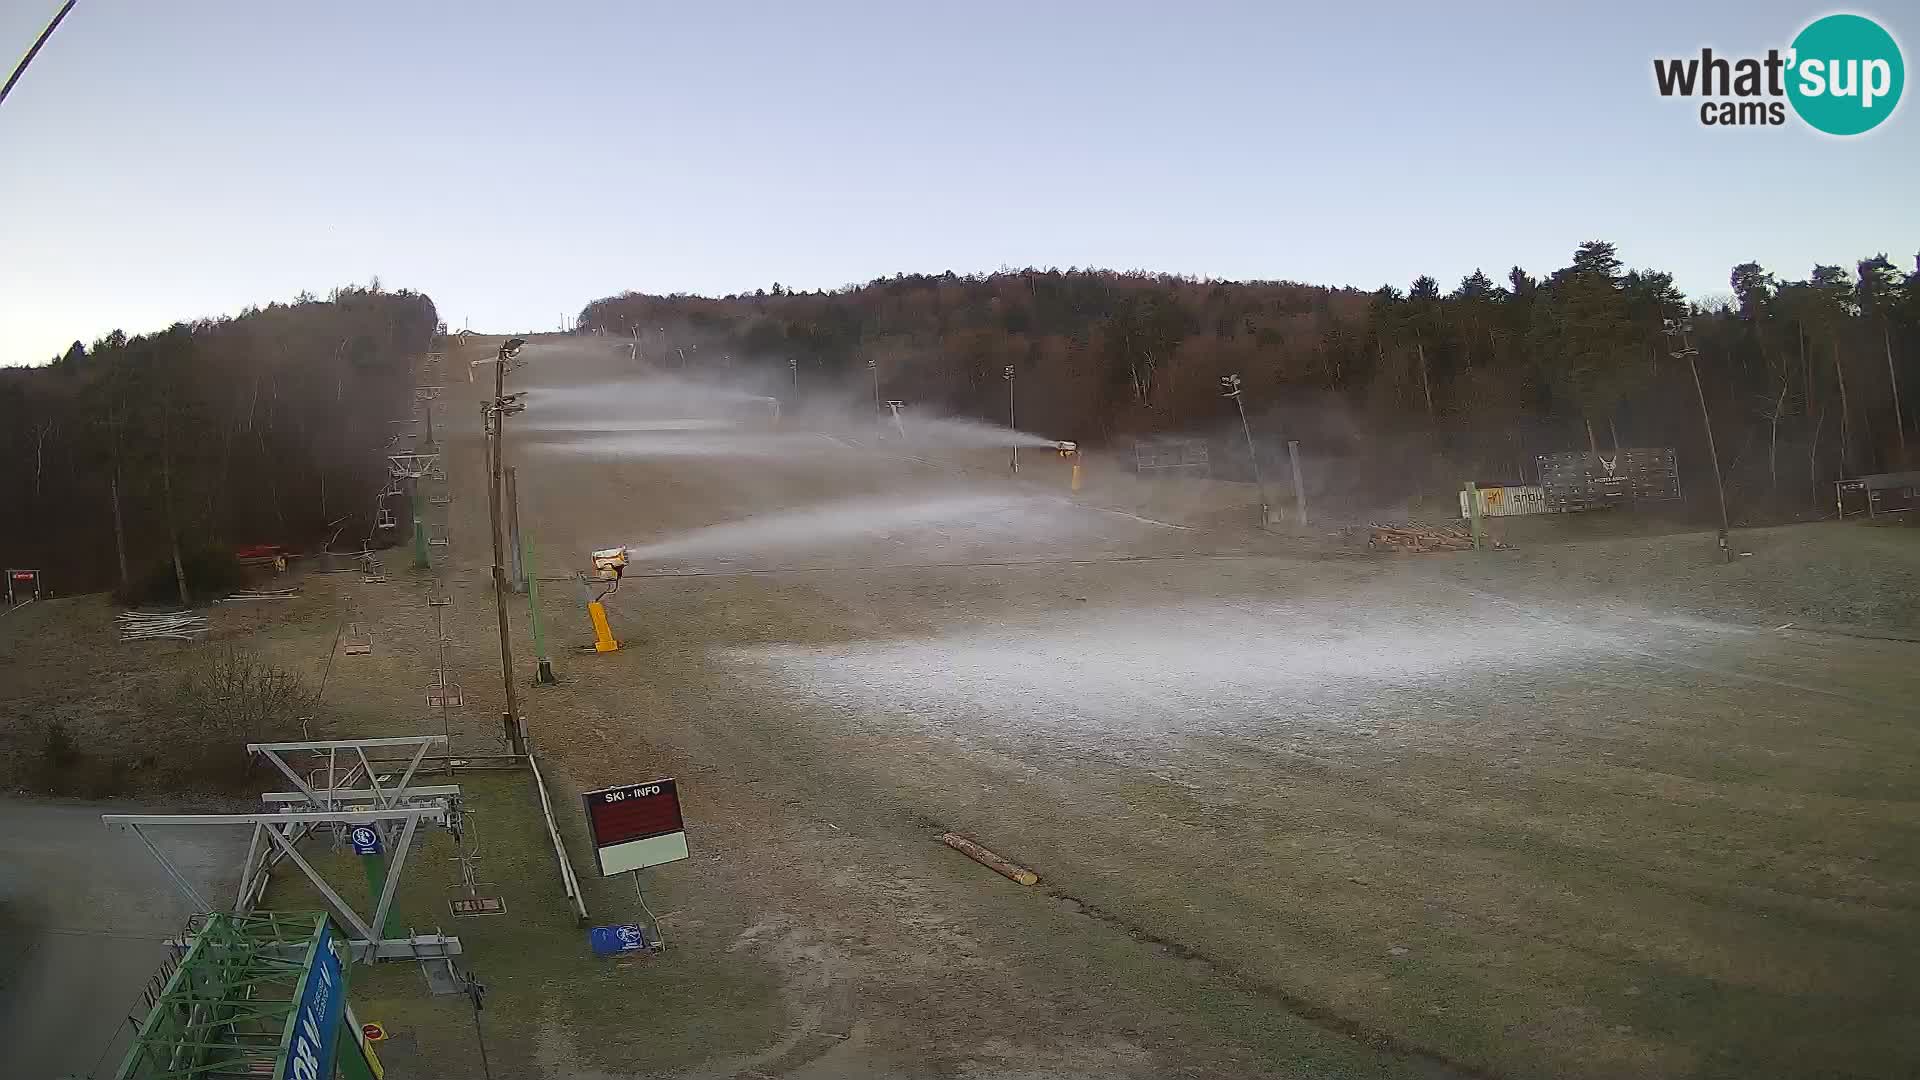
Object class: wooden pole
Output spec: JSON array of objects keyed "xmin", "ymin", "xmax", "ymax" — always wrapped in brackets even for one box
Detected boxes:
[
  {"xmin": 485, "ymin": 352, "xmax": 525, "ymax": 756},
  {"xmin": 941, "ymin": 832, "xmax": 1039, "ymax": 886},
  {"xmin": 1288, "ymin": 440, "xmax": 1308, "ymax": 527}
]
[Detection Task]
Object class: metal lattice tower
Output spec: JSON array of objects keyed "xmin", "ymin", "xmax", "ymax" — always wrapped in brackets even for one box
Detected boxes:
[{"xmin": 113, "ymin": 911, "xmax": 335, "ymax": 1080}]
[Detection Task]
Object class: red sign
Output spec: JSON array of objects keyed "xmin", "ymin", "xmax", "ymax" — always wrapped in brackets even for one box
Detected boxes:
[
  {"xmin": 10, "ymin": 571, "xmax": 33, "ymax": 582},
  {"xmin": 581, "ymin": 779, "xmax": 688, "ymax": 876},
  {"xmin": 584, "ymin": 780, "xmax": 684, "ymax": 847}
]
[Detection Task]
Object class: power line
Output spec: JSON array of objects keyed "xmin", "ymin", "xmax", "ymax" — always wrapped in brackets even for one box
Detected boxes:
[{"xmin": 0, "ymin": 0, "xmax": 77, "ymax": 111}]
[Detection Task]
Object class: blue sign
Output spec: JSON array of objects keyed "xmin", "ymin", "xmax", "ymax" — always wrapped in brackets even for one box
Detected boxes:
[
  {"xmin": 589, "ymin": 923, "xmax": 654, "ymax": 957},
  {"xmin": 281, "ymin": 923, "xmax": 345, "ymax": 1080},
  {"xmin": 349, "ymin": 825, "xmax": 382, "ymax": 856}
]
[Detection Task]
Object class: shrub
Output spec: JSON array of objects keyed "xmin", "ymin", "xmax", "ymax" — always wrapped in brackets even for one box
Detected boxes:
[
  {"xmin": 40, "ymin": 720, "xmax": 80, "ymax": 770},
  {"xmin": 145, "ymin": 647, "xmax": 314, "ymax": 790}
]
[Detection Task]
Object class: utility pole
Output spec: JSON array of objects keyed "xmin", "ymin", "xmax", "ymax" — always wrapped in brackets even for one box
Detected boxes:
[
  {"xmin": 1221, "ymin": 373, "xmax": 1270, "ymax": 527},
  {"xmin": 1004, "ymin": 365, "xmax": 1018, "ymax": 473},
  {"xmin": 484, "ymin": 338, "xmax": 529, "ymax": 754},
  {"xmin": 1664, "ymin": 319, "xmax": 1732, "ymax": 563},
  {"xmin": 789, "ymin": 357, "xmax": 798, "ymax": 397},
  {"xmin": 868, "ymin": 358, "xmax": 880, "ymax": 412}
]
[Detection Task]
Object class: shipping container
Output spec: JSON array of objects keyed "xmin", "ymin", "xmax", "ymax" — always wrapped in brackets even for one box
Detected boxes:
[{"xmin": 1459, "ymin": 484, "xmax": 1550, "ymax": 520}]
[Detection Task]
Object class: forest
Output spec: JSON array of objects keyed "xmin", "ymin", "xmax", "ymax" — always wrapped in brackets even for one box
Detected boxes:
[
  {"xmin": 579, "ymin": 243, "xmax": 1920, "ymax": 520},
  {"xmin": 5, "ymin": 243, "xmax": 1914, "ymax": 603},
  {"xmin": 0, "ymin": 285, "xmax": 439, "ymax": 599}
]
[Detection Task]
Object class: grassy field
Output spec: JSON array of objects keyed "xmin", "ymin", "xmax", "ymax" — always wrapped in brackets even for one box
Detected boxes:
[{"xmin": 261, "ymin": 769, "xmax": 789, "ymax": 1076}]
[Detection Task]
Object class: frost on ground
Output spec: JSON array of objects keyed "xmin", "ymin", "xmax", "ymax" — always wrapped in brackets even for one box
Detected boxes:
[{"xmin": 725, "ymin": 593, "xmax": 1731, "ymax": 750}]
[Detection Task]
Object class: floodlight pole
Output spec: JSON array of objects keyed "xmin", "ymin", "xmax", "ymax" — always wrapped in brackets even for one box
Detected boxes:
[
  {"xmin": 485, "ymin": 339, "xmax": 528, "ymax": 755},
  {"xmin": 1222, "ymin": 373, "xmax": 1270, "ymax": 527},
  {"xmin": 1665, "ymin": 320, "xmax": 1732, "ymax": 563},
  {"xmin": 1005, "ymin": 365, "xmax": 1018, "ymax": 474}
]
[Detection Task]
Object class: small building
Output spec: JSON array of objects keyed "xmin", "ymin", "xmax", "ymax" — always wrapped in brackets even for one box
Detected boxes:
[{"xmin": 1835, "ymin": 471, "xmax": 1920, "ymax": 518}]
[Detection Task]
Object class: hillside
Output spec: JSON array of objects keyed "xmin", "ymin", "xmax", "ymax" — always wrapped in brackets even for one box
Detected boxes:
[{"xmin": 579, "ymin": 250, "xmax": 1920, "ymax": 518}]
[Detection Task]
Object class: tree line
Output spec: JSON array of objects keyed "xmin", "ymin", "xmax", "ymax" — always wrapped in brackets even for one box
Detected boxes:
[
  {"xmin": 0, "ymin": 285, "xmax": 439, "ymax": 600},
  {"xmin": 578, "ymin": 245, "xmax": 1919, "ymax": 517}
]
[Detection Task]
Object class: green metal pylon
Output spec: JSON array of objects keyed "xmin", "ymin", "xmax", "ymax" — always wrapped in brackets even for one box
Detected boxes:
[
  {"xmin": 360, "ymin": 850, "xmax": 399, "ymax": 937},
  {"xmin": 411, "ymin": 482, "xmax": 430, "ymax": 570},
  {"xmin": 525, "ymin": 527, "xmax": 558, "ymax": 685}
]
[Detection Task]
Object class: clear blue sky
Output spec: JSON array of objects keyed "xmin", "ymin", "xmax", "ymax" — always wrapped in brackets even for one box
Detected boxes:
[{"xmin": 2, "ymin": 1, "xmax": 1913, "ymax": 365}]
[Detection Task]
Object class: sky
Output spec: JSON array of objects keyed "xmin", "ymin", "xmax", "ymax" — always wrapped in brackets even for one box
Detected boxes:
[{"xmin": 1, "ymin": 1, "xmax": 1914, "ymax": 365}]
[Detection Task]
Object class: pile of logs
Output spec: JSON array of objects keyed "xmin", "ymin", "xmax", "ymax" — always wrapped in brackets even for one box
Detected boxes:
[
  {"xmin": 1367, "ymin": 522, "xmax": 1485, "ymax": 553},
  {"xmin": 118, "ymin": 609, "xmax": 209, "ymax": 641}
]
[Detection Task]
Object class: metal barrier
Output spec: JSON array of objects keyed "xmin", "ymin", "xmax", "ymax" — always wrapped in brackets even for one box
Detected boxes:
[{"xmin": 529, "ymin": 749, "xmax": 589, "ymax": 923}]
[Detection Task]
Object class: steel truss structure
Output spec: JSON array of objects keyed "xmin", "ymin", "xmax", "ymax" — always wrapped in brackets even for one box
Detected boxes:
[
  {"xmin": 113, "ymin": 911, "xmax": 333, "ymax": 1080},
  {"xmin": 386, "ymin": 452, "xmax": 440, "ymax": 478},
  {"xmin": 105, "ymin": 737, "xmax": 466, "ymax": 965},
  {"xmin": 105, "ymin": 806, "xmax": 457, "ymax": 965}
]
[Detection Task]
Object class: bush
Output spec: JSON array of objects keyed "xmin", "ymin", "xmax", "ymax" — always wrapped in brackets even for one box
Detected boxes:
[
  {"xmin": 29, "ymin": 720, "xmax": 128, "ymax": 797},
  {"xmin": 115, "ymin": 545, "xmax": 246, "ymax": 608},
  {"xmin": 172, "ymin": 647, "xmax": 313, "ymax": 743},
  {"xmin": 40, "ymin": 720, "xmax": 80, "ymax": 770},
  {"xmin": 148, "ymin": 647, "xmax": 314, "ymax": 789}
]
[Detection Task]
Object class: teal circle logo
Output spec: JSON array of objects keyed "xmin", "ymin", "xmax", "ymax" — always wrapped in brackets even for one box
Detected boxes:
[{"xmin": 1787, "ymin": 14, "xmax": 1904, "ymax": 135}]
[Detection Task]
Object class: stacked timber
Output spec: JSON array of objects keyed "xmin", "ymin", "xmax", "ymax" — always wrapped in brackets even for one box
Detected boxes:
[
  {"xmin": 1366, "ymin": 522, "xmax": 1489, "ymax": 553},
  {"xmin": 118, "ymin": 610, "xmax": 209, "ymax": 641}
]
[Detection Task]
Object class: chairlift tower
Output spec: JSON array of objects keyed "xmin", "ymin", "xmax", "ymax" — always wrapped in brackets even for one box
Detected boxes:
[{"xmin": 106, "ymin": 737, "xmax": 468, "ymax": 969}]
